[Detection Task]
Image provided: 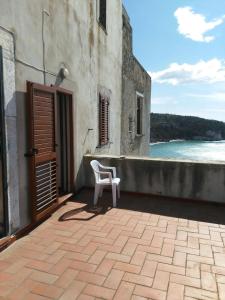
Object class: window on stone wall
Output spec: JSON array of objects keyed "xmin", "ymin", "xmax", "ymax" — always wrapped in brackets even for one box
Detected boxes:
[
  {"xmin": 128, "ymin": 115, "xmax": 133, "ymax": 133},
  {"xmin": 99, "ymin": 0, "xmax": 107, "ymax": 30},
  {"xmin": 99, "ymin": 94, "xmax": 109, "ymax": 146},
  {"xmin": 136, "ymin": 93, "xmax": 144, "ymax": 135}
]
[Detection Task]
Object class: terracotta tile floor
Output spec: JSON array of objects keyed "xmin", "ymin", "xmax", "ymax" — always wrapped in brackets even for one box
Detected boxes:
[{"xmin": 1, "ymin": 189, "xmax": 225, "ymax": 300}]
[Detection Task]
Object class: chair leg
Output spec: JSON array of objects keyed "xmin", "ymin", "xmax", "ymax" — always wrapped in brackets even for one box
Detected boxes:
[
  {"xmin": 112, "ymin": 184, "xmax": 117, "ymax": 208},
  {"xmin": 99, "ymin": 186, "xmax": 104, "ymax": 197},
  {"xmin": 117, "ymin": 184, "xmax": 120, "ymax": 199},
  {"xmin": 94, "ymin": 184, "xmax": 100, "ymax": 206}
]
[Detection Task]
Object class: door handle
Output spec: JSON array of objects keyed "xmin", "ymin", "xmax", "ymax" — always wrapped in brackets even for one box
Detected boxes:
[
  {"xmin": 33, "ymin": 148, "xmax": 39, "ymax": 155},
  {"xmin": 24, "ymin": 148, "xmax": 39, "ymax": 157}
]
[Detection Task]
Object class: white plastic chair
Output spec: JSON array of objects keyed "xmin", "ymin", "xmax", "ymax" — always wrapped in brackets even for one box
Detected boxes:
[{"xmin": 90, "ymin": 160, "xmax": 120, "ymax": 207}]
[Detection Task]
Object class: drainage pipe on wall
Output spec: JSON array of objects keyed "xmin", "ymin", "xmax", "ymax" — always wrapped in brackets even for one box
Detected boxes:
[{"xmin": 0, "ymin": 45, "xmax": 9, "ymax": 236}]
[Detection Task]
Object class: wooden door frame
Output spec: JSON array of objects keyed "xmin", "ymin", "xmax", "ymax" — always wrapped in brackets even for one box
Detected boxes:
[
  {"xmin": 27, "ymin": 82, "xmax": 75, "ymax": 222},
  {"xmin": 52, "ymin": 85, "xmax": 75, "ymax": 194}
]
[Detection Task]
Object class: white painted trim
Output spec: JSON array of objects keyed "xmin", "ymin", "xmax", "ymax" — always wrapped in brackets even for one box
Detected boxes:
[
  {"xmin": 136, "ymin": 91, "xmax": 144, "ymax": 98},
  {"xmin": 96, "ymin": 0, "xmax": 100, "ymax": 22}
]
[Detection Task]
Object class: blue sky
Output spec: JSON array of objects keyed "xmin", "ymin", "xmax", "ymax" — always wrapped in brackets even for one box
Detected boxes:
[{"xmin": 123, "ymin": 0, "xmax": 225, "ymax": 122}]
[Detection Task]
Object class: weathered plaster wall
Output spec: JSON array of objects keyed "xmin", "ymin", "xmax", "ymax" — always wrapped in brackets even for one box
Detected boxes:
[
  {"xmin": 0, "ymin": 160, "xmax": 3, "ymax": 233},
  {"xmin": 0, "ymin": 28, "xmax": 20, "ymax": 233},
  {"xmin": 121, "ymin": 7, "xmax": 151, "ymax": 156},
  {"xmin": 0, "ymin": 0, "xmax": 122, "ymax": 229},
  {"xmin": 84, "ymin": 155, "xmax": 225, "ymax": 204}
]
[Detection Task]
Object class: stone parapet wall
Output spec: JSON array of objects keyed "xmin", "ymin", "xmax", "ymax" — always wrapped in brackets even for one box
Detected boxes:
[{"xmin": 83, "ymin": 154, "xmax": 225, "ymax": 204}]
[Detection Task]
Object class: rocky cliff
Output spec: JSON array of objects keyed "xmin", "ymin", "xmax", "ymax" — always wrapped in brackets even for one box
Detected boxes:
[{"xmin": 150, "ymin": 113, "xmax": 225, "ymax": 142}]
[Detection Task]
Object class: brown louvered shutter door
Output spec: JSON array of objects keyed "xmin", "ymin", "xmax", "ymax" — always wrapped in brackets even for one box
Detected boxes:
[
  {"xmin": 27, "ymin": 82, "xmax": 58, "ymax": 222},
  {"xmin": 99, "ymin": 95, "xmax": 109, "ymax": 146}
]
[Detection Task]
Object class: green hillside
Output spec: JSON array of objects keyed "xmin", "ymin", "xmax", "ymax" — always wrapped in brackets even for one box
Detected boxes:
[{"xmin": 150, "ymin": 113, "xmax": 225, "ymax": 142}]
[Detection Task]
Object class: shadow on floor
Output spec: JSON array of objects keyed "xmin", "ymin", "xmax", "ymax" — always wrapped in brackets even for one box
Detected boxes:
[
  {"xmin": 58, "ymin": 203, "xmax": 111, "ymax": 222},
  {"xmin": 67, "ymin": 188, "xmax": 225, "ymax": 225}
]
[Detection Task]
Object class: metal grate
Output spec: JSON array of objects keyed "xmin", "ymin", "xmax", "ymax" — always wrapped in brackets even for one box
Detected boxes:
[
  {"xmin": 99, "ymin": 95, "xmax": 109, "ymax": 146},
  {"xmin": 35, "ymin": 160, "xmax": 57, "ymax": 211}
]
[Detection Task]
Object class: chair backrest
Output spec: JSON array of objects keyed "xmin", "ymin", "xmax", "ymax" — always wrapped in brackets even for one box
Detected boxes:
[{"xmin": 90, "ymin": 160, "xmax": 101, "ymax": 183}]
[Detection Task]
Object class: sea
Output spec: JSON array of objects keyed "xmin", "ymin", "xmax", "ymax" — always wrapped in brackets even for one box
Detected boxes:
[{"xmin": 149, "ymin": 140, "xmax": 225, "ymax": 162}]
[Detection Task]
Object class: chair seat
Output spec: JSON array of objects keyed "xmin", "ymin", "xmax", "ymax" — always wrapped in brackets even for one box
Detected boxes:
[{"xmin": 99, "ymin": 177, "xmax": 120, "ymax": 185}]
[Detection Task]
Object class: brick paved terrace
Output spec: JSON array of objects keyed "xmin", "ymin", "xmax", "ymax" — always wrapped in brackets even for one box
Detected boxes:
[{"xmin": 1, "ymin": 189, "xmax": 225, "ymax": 300}]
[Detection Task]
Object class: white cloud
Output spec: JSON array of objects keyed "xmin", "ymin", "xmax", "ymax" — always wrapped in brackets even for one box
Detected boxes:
[
  {"xmin": 150, "ymin": 58, "xmax": 225, "ymax": 85},
  {"xmin": 174, "ymin": 7, "xmax": 225, "ymax": 42},
  {"xmin": 204, "ymin": 108, "xmax": 225, "ymax": 114},
  {"xmin": 187, "ymin": 92, "xmax": 225, "ymax": 102},
  {"xmin": 152, "ymin": 96, "xmax": 173, "ymax": 104}
]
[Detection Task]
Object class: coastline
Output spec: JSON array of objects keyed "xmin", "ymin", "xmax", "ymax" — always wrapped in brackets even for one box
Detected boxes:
[
  {"xmin": 149, "ymin": 140, "xmax": 225, "ymax": 161},
  {"xmin": 150, "ymin": 139, "xmax": 185, "ymax": 145},
  {"xmin": 150, "ymin": 139, "xmax": 225, "ymax": 145}
]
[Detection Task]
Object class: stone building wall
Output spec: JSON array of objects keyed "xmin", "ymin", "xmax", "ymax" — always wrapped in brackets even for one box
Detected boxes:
[
  {"xmin": 0, "ymin": 28, "xmax": 19, "ymax": 233},
  {"xmin": 121, "ymin": 7, "xmax": 151, "ymax": 156},
  {"xmin": 0, "ymin": 0, "xmax": 122, "ymax": 232}
]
